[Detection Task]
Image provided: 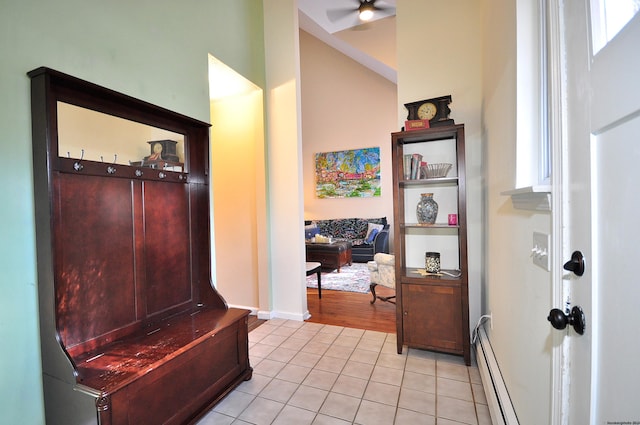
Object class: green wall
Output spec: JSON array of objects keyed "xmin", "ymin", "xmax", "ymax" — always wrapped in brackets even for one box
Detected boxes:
[{"xmin": 0, "ymin": 1, "xmax": 265, "ymax": 423}]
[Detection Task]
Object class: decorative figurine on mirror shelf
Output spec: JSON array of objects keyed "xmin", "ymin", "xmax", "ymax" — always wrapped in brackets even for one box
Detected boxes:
[{"xmin": 131, "ymin": 139, "xmax": 184, "ymax": 171}]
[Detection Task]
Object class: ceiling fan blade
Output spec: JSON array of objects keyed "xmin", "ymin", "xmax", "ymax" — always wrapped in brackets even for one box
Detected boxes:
[
  {"xmin": 326, "ymin": 7, "xmax": 358, "ymax": 23},
  {"xmin": 373, "ymin": 5, "xmax": 395, "ymax": 14}
]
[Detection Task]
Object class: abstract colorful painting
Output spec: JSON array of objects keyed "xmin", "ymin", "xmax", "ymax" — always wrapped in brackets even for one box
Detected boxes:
[{"xmin": 315, "ymin": 147, "xmax": 381, "ymax": 198}]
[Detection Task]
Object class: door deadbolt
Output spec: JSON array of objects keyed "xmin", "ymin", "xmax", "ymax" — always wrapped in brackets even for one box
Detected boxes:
[
  {"xmin": 563, "ymin": 251, "xmax": 585, "ymax": 276},
  {"xmin": 547, "ymin": 306, "xmax": 585, "ymax": 335}
]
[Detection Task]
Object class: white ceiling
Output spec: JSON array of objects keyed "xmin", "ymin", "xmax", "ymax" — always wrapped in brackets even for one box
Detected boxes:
[{"xmin": 298, "ymin": 0, "xmax": 397, "ymax": 83}]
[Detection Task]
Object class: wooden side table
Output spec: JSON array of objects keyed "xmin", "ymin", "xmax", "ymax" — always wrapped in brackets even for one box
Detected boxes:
[{"xmin": 305, "ymin": 262, "xmax": 322, "ymax": 299}]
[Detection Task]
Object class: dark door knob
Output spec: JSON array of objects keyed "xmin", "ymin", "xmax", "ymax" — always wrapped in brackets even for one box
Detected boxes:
[
  {"xmin": 563, "ymin": 251, "xmax": 585, "ymax": 276},
  {"xmin": 548, "ymin": 306, "xmax": 585, "ymax": 335}
]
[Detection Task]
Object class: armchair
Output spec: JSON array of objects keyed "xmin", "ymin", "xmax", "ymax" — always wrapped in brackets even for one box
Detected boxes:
[{"xmin": 367, "ymin": 253, "xmax": 396, "ymax": 304}]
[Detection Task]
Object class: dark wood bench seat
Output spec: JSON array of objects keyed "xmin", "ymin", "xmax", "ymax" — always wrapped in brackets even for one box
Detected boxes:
[
  {"xmin": 70, "ymin": 307, "xmax": 251, "ymax": 425},
  {"xmin": 75, "ymin": 307, "xmax": 251, "ymax": 393}
]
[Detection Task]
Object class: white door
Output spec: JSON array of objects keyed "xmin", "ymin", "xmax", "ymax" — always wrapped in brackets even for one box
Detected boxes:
[{"xmin": 561, "ymin": 2, "xmax": 640, "ymax": 424}]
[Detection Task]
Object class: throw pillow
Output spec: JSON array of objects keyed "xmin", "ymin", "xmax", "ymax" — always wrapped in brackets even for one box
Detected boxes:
[
  {"xmin": 365, "ymin": 228, "xmax": 379, "ymax": 244},
  {"xmin": 365, "ymin": 222, "xmax": 384, "ymax": 241}
]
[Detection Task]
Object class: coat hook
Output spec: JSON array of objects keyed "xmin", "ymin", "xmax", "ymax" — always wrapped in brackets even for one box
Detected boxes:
[{"xmin": 73, "ymin": 149, "xmax": 85, "ymax": 171}]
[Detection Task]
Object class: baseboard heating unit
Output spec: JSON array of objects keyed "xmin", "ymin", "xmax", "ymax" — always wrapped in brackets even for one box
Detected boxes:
[{"xmin": 476, "ymin": 326, "xmax": 519, "ymax": 425}]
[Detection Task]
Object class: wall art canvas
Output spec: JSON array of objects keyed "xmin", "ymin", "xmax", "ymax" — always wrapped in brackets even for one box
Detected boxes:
[{"xmin": 315, "ymin": 147, "xmax": 381, "ymax": 198}]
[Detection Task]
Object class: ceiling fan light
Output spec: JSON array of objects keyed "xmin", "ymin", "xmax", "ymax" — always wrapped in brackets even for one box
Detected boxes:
[{"xmin": 359, "ymin": 4, "xmax": 375, "ymax": 21}]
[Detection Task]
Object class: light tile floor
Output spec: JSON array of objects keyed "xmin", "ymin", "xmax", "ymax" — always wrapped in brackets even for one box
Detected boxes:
[{"xmin": 197, "ymin": 319, "xmax": 492, "ymax": 425}]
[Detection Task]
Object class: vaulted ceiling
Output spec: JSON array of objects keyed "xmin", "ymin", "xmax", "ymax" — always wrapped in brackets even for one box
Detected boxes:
[{"xmin": 298, "ymin": 0, "xmax": 397, "ymax": 83}]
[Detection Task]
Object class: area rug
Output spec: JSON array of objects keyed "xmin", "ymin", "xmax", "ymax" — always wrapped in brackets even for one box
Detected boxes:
[{"xmin": 306, "ymin": 262, "xmax": 371, "ymax": 293}]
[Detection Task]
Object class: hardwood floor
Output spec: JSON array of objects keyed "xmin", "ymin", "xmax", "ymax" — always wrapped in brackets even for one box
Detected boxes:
[
  {"xmin": 247, "ymin": 286, "xmax": 397, "ymax": 334},
  {"xmin": 305, "ymin": 286, "xmax": 396, "ymax": 334}
]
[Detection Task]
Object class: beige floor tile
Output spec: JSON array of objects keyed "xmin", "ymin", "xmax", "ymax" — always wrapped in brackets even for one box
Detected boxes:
[
  {"xmin": 437, "ymin": 362, "xmax": 470, "ymax": 382},
  {"xmin": 235, "ymin": 373, "xmax": 271, "ymax": 395},
  {"xmin": 350, "ymin": 348, "xmax": 380, "ymax": 365},
  {"xmin": 312, "ymin": 332, "xmax": 340, "ymax": 345},
  {"xmin": 267, "ymin": 346, "xmax": 299, "ymax": 363},
  {"xmin": 312, "ymin": 414, "xmax": 352, "ymax": 425},
  {"xmin": 276, "ymin": 363, "xmax": 312, "ymax": 384},
  {"xmin": 334, "ymin": 335, "xmax": 362, "ymax": 349},
  {"xmin": 319, "ymin": 392, "xmax": 361, "ymax": 422},
  {"xmin": 280, "ymin": 336, "xmax": 308, "ymax": 351},
  {"xmin": 319, "ymin": 324, "xmax": 345, "ymax": 335},
  {"xmin": 302, "ymin": 322, "xmax": 325, "ymax": 331},
  {"xmin": 332, "ymin": 374, "xmax": 368, "ymax": 398},
  {"xmin": 401, "ymin": 370, "xmax": 436, "ymax": 393},
  {"xmin": 476, "ymin": 403, "xmax": 493, "ymax": 425},
  {"xmin": 370, "ymin": 365, "xmax": 403, "ymax": 386},
  {"xmin": 394, "ymin": 408, "xmax": 436, "ymax": 425},
  {"xmin": 469, "ymin": 366, "xmax": 482, "ymax": 384},
  {"xmin": 258, "ymin": 378, "xmax": 299, "ymax": 404},
  {"xmin": 197, "ymin": 410, "xmax": 235, "ymax": 425},
  {"xmin": 260, "ymin": 334, "xmax": 288, "ymax": 347},
  {"xmin": 302, "ymin": 369, "xmax": 339, "ymax": 390},
  {"xmin": 272, "ymin": 405, "xmax": 316, "ymax": 425},
  {"xmin": 353, "ymin": 399, "xmax": 396, "ymax": 425},
  {"xmin": 376, "ymin": 353, "xmax": 407, "ymax": 370},
  {"xmin": 324, "ymin": 344, "xmax": 355, "ymax": 360},
  {"xmin": 199, "ymin": 321, "xmax": 490, "ymax": 425},
  {"xmin": 438, "ymin": 377, "xmax": 474, "ymax": 402},
  {"xmin": 301, "ymin": 341, "xmax": 331, "ymax": 355},
  {"xmin": 380, "ymin": 341, "xmax": 400, "ymax": 355},
  {"xmin": 290, "ymin": 351, "xmax": 322, "ymax": 368},
  {"xmin": 472, "ymin": 383, "xmax": 488, "ymax": 405},
  {"xmin": 253, "ymin": 358, "xmax": 287, "ymax": 378},
  {"xmin": 438, "ymin": 352, "xmax": 468, "ymax": 364},
  {"xmin": 249, "ymin": 342, "xmax": 277, "ymax": 359},
  {"xmin": 271, "ymin": 325, "xmax": 298, "ymax": 337},
  {"xmin": 363, "ymin": 381, "xmax": 400, "ymax": 406},
  {"xmin": 356, "ymin": 337, "xmax": 385, "ymax": 352},
  {"xmin": 266, "ymin": 318, "xmax": 289, "ymax": 327},
  {"xmin": 342, "ymin": 360, "xmax": 375, "ymax": 380},
  {"xmin": 288, "ymin": 384, "xmax": 328, "ymax": 412},
  {"xmin": 238, "ymin": 396, "xmax": 284, "ymax": 425},
  {"xmin": 407, "ymin": 347, "xmax": 437, "ymax": 360},
  {"xmin": 437, "ymin": 395, "xmax": 477, "ymax": 425},
  {"xmin": 212, "ymin": 390, "xmax": 255, "ymax": 417},
  {"xmin": 315, "ymin": 355, "xmax": 348, "ymax": 374},
  {"xmin": 342, "ymin": 327, "xmax": 366, "ymax": 338},
  {"xmin": 293, "ymin": 329, "xmax": 321, "ymax": 341},
  {"xmin": 363, "ymin": 329, "xmax": 388, "ymax": 341},
  {"xmin": 398, "ymin": 387, "xmax": 436, "ymax": 416},
  {"xmin": 405, "ymin": 355, "xmax": 436, "ymax": 376}
]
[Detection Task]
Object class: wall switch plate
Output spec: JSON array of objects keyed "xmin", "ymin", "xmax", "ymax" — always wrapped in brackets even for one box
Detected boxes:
[{"xmin": 533, "ymin": 232, "xmax": 550, "ymax": 271}]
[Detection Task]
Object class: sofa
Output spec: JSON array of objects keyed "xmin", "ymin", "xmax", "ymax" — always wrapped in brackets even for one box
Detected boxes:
[{"xmin": 305, "ymin": 217, "xmax": 390, "ymax": 262}]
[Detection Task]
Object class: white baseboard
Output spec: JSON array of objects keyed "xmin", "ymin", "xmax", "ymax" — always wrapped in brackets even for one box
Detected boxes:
[
  {"xmin": 255, "ymin": 309, "xmax": 310, "ymax": 321},
  {"xmin": 476, "ymin": 326, "xmax": 519, "ymax": 425}
]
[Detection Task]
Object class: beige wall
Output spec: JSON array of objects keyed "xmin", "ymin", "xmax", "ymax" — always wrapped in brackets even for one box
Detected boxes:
[
  {"xmin": 299, "ymin": 30, "xmax": 397, "ymax": 224},
  {"xmin": 481, "ymin": 0, "xmax": 553, "ymax": 423},
  {"xmin": 263, "ymin": 0, "xmax": 308, "ymax": 320},
  {"xmin": 0, "ymin": 1, "xmax": 267, "ymax": 422},
  {"xmin": 211, "ymin": 90, "xmax": 266, "ymax": 311},
  {"xmin": 396, "ymin": 0, "xmax": 483, "ymax": 333}
]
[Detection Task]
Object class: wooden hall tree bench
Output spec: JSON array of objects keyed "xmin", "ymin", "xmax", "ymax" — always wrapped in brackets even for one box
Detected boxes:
[{"xmin": 29, "ymin": 68, "xmax": 252, "ymax": 425}]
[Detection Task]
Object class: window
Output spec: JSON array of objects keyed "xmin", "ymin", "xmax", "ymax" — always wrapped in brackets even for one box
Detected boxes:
[
  {"xmin": 515, "ymin": 0, "xmax": 550, "ymax": 187},
  {"xmin": 591, "ymin": 0, "xmax": 640, "ymax": 54}
]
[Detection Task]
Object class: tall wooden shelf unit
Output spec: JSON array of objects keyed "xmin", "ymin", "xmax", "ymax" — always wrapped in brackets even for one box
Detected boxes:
[{"xmin": 391, "ymin": 124, "xmax": 470, "ymax": 365}]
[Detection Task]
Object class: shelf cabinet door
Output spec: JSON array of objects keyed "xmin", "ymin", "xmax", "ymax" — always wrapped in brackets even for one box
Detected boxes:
[{"xmin": 401, "ymin": 284, "xmax": 463, "ymax": 354}]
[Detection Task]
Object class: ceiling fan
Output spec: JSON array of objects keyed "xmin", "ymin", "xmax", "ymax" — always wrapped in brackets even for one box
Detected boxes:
[{"xmin": 326, "ymin": 0, "xmax": 395, "ymax": 24}]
